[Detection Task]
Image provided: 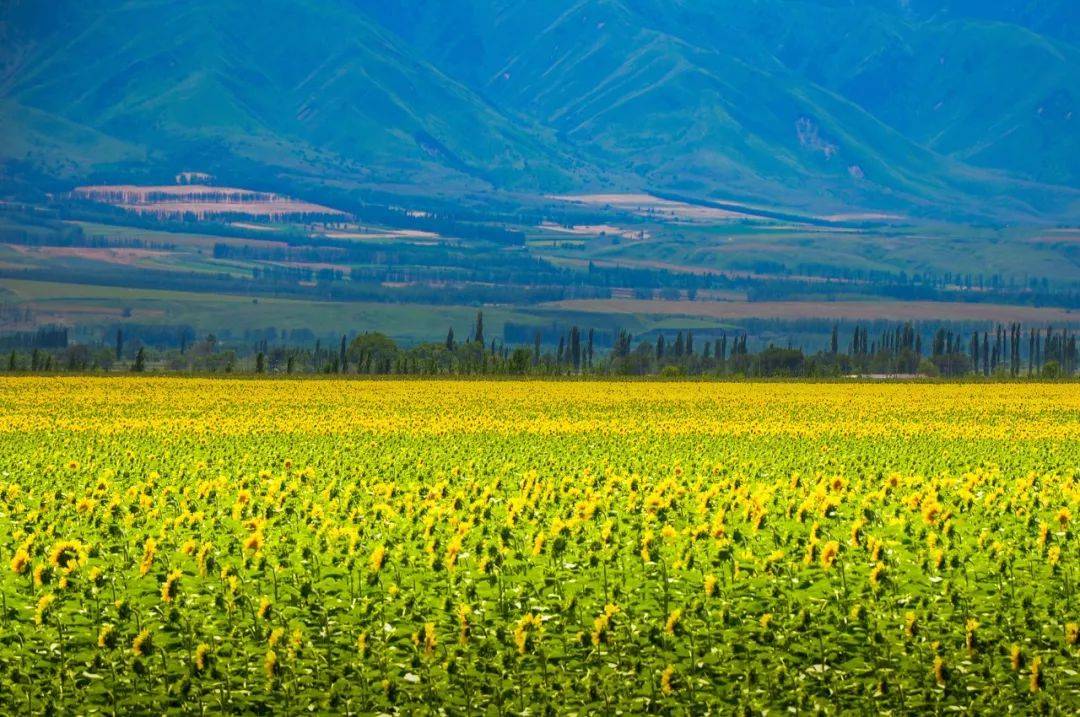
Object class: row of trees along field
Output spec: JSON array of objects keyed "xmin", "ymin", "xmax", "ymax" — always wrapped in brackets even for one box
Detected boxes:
[{"xmin": 3, "ymin": 314, "xmax": 1078, "ymax": 378}]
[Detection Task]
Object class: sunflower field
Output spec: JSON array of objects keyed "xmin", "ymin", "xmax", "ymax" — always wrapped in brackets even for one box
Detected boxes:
[{"xmin": 0, "ymin": 377, "xmax": 1077, "ymax": 714}]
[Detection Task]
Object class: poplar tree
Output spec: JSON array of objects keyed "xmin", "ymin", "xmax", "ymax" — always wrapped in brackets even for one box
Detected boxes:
[{"xmin": 570, "ymin": 326, "xmax": 581, "ymax": 372}]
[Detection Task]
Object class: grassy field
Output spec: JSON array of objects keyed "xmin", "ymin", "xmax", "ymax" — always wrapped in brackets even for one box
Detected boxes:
[
  {"xmin": 71, "ymin": 222, "xmax": 288, "ymax": 249},
  {"xmin": 546, "ymin": 298, "xmax": 1080, "ymax": 324},
  {"xmin": 0, "ymin": 278, "xmax": 744, "ymax": 344},
  {"xmin": 0, "ymin": 279, "xmax": 553, "ymax": 343},
  {"xmin": 0, "ymin": 378, "xmax": 1077, "ymax": 712},
  {"xmin": 536, "ymin": 210, "xmax": 1080, "ymax": 285}
]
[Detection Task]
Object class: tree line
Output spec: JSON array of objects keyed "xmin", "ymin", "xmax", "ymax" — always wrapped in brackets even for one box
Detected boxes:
[{"xmin": 3, "ymin": 314, "xmax": 1077, "ymax": 378}]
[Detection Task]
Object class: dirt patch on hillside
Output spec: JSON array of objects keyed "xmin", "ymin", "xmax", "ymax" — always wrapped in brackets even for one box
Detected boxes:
[
  {"xmin": 73, "ymin": 184, "xmax": 345, "ymax": 220},
  {"xmin": 548, "ymin": 193, "xmax": 751, "ymax": 221},
  {"xmin": 539, "ymin": 221, "xmax": 648, "ymax": 240},
  {"xmin": 323, "ymin": 228, "xmax": 440, "ymax": 241}
]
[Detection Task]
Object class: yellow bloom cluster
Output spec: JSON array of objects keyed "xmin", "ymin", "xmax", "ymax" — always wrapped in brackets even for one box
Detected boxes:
[{"xmin": 0, "ymin": 377, "xmax": 1076, "ymax": 713}]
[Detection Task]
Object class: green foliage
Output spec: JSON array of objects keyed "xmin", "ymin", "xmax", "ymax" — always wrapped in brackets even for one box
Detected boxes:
[
  {"xmin": 509, "ymin": 347, "xmax": 532, "ymax": 374},
  {"xmin": 347, "ymin": 333, "xmax": 398, "ymax": 374}
]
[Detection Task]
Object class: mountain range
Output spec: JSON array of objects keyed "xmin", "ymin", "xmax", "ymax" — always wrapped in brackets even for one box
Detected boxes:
[{"xmin": 1, "ymin": 0, "xmax": 1077, "ymax": 221}]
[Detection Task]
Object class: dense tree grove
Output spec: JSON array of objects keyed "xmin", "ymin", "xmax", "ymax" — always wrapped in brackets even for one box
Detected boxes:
[{"xmin": 2, "ymin": 315, "xmax": 1077, "ymax": 378}]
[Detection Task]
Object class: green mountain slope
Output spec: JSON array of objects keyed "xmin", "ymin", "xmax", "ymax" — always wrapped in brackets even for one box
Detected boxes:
[
  {"xmin": 0, "ymin": 0, "xmax": 597, "ymax": 195},
  {"xmin": 360, "ymin": 0, "xmax": 1079, "ymax": 219},
  {"xmin": 1, "ymin": 0, "xmax": 1076, "ymax": 221},
  {"xmin": 701, "ymin": 1, "xmax": 1080, "ymax": 187}
]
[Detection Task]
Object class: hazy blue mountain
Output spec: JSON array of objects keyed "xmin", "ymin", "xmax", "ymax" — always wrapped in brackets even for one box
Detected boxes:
[
  {"xmin": 1, "ymin": 0, "xmax": 1077, "ymax": 220},
  {"xmin": 360, "ymin": 0, "xmax": 1078, "ymax": 217},
  {"xmin": 709, "ymin": 1, "xmax": 1079, "ymax": 186},
  {"xmin": 875, "ymin": 0, "xmax": 1078, "ymax": 44},
  {"xmin": 0, "ymin": 0, "xmax": 598, "ymax": 195}
]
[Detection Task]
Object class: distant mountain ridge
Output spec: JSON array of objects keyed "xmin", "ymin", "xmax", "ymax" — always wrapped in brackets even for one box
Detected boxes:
[
  {"xmin": 0, "ymin": 0, "xmax": 599, "ymax": 196},
  {"xmin": 1, "ymin": 0, "xmax": 1077, "ymax": 221}
]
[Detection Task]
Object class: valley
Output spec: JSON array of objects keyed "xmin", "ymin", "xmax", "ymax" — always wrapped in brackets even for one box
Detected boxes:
[
  {"xmin": 0, "ymin": 1, "xmax": 1077, "ymax": 360},
  {"xmin": 1, "ymin": 179, "xmax": 1077, "ymax": 358}
]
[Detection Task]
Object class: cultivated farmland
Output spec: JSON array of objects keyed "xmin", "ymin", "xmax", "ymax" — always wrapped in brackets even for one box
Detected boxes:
[{"xmin": 0, "ymin": 378, "xmax": 1077, "ymax": 713}]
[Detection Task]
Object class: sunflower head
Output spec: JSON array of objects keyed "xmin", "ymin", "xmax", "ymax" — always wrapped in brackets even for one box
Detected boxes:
[{"xmin": 49, "ymin": 540, "xmax": 85, "ymax": 572}]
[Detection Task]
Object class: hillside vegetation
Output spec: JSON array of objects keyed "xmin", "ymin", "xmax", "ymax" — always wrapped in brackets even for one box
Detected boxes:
[{"xmin": 1, "ymin": 0, "xmax": 1077, "ymax": 221}]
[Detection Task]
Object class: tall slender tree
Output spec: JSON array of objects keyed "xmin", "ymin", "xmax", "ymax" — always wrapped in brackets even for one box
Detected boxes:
[{"xmin": 570, "ymin": 326, "xmax": 581, "ymax": 372}]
